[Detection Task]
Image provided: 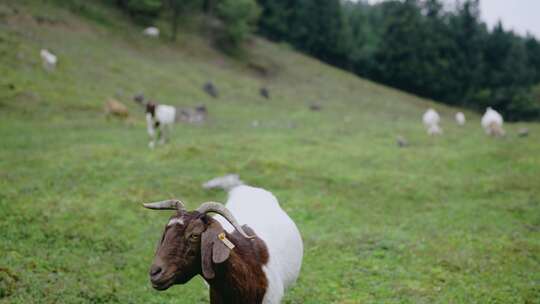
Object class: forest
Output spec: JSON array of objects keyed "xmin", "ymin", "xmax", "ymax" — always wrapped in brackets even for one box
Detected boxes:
[{"xmin": 109, "ymin": 0, "xmax": 540, "ymax": 121}]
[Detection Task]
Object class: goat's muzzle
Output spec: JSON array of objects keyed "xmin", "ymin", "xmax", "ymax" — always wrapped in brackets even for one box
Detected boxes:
[{"xmin": 149, "ymin": 263, "xmax": 176, "ymax": 290}]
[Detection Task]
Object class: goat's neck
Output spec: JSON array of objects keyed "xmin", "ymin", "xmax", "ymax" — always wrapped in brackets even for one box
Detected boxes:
[{"xmin": 206, "ymin": 233, "xmax": 268, "ymax": 304}]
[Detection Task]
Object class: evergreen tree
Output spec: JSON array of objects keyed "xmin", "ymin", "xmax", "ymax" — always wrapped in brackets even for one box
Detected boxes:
[
  {"xmin": 448, "ymin": 0, "xmax": 487, "ymax": 102},
  {"xmin": 256, "ymin": 0, "xmax": 296, "ymax": 41},
  {"xmin": 215, "ymin": 0, "xmax": 260, "ymax": 52},
  {"xmin": 525, "ymin": 36, "xmax": 540, "ymax": 83},
  {"xmin": 373, "ymin": 0, "xmax": 426, "ymax": 93}
]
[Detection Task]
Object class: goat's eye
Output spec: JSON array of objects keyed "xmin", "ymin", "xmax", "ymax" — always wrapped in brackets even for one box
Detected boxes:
[{"xmin": 190, "ymin": 234, "xmax": 199, "ymax": 241}]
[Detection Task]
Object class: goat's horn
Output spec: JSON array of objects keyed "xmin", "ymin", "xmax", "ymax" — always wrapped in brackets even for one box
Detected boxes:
[
  {"xmin": 196, "ymin": 202, "xmax": 255, "ymax": 239},
  {"xmin": 143, "ymin": 199, "xmax": 186, "ymax": 211}
]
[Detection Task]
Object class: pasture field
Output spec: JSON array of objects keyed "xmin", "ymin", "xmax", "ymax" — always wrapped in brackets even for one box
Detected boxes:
[{"xmin": 1, "ymin": 1, "xmax": 539, "ymax": 303}]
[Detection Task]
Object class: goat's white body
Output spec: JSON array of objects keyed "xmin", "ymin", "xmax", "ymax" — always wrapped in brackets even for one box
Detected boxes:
[
  {"xmin": 40, "ymin": 49, "xmax": 57, "ymax": 70},
  {"xmin": 422, "ymin": 108, "xmax": 442, "ymax": 135},
  {"xmin": 214, "ymin": 185, "xmax": 303, "ymax": 304},
  {"xmin": 481, "ymin": 107, "xmax": 505, "ymax": 136},
  {"xmin": 143, "ymin": 27, "xmax": 160, "ymax": 37},
  {"xmin": 146, "ymin": 104, "xmax": 176, "ymax": 148},
  {"xmin": 455, "ymin": 112, "xmax": 466, "ymax": 125},
  {"xmin": 423, "ymin": 108, "xmax": 440, "ymax": 126},
  {"xmin": 155, "ymin": 104, "xmax": 176, "ymax": 125}
]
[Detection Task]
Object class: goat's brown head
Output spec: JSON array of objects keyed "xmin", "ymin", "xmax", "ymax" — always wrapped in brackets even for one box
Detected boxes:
[{"xmin": 143, "ymin": 199, "xmax": 254, "ymax": 290}]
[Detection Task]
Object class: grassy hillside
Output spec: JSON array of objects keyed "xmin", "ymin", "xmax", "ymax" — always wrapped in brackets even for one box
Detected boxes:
[{"xmin": 1, "ymin": 1, "xmax": 539, "ymax": 303}]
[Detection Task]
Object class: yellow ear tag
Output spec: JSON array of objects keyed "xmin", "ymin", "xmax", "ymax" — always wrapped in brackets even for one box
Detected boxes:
[{"xmin": 218, "ymin": 232, "xmax": 235, "ymax": 250}]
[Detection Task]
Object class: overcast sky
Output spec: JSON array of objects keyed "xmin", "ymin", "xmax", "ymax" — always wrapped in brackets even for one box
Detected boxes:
[
  {"xmin": 365, "ymin": 0, "xmax": 540, "ymax": 39},
  {"xmin": 477, "ymin": 0, "xmax": 540, "ymax": 38}
]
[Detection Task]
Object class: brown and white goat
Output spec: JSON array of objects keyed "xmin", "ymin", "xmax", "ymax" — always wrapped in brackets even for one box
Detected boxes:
[
  {"xmin": 143, "ymin": 185, "xmax": 303, "ymax": 304},
  {"xmin": 134, "ymin": 95, "xmax": 207, "ymax": 148}
]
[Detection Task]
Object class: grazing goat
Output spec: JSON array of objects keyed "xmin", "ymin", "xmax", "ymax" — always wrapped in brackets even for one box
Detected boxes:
[
  {"xmin": 397, "ymin": 135, "xmax": 408, "ymax": 148},
  {"xmin": 145, "ymin": 101, "xmax": 175, "ymax": 148},
  {"xmin": 143, "ymin": 27, "xmax": 160, "ymax": 37},
  {"xmin": 455, "ymin": 112, "xmax": 466, "ymax": 126},
  {"xmin": 422, "ymin": 108, "xmax": 442, "ymax": 135},
  {"xmin": 143, "ymin": 185, "xmax": 303, "ymax": 304},
  {"xmin": 134, "ymin": 95, "xmax": 207, "ymax": 148},
  {"xmin": 134, "ymin": 95, "xmax": 176, "ymax": 148},
  {"xmin": 260, "ymin": 87, "xmax": 270, "ymax": 99},
  {"xmin": 104, "ymin": 98, "xmax": 129, "ymax": 119},
  {"xmin": 203, "ymin": 82, "xmax": 219, "ymax": 98},
  {"xmin": 309, "ymin": 104, "xmax": 321, "ymax": 111},
  {"xmin": 481, "ymin": 107, "xmax": 505, "ymax": 137},
  {"xmin": 40, "ymin": 49, "xmax": 57, "ymax": 71}
]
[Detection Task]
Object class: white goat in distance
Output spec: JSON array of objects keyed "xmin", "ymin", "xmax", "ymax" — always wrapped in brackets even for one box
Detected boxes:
[
  {"xmin": 481, "ymin": 107, "xmax": 505, "ymax": 137},
  {"xmin": 422, "ymin": 108, "xmax": 442, "ymax": 135}
]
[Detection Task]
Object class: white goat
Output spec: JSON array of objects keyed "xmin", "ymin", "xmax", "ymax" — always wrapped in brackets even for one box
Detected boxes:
[
  {"xmin": 201, "ymin": 174, "xmax": 303, "ymax": 302},
  {"xmin": 422, "ymin": 108, "xmax": 442, "ymax": 135},
  {"xmin": 144, "ymin": 102, "xmax": 176, "ymax": 149},
  {"xmin": 455, "ymin": 112, "xmax": 466, "ymax": 126},
  {"xmin": 215, "ymin": 185, "xmax": 303, "ymax": 303},
  {"xmin": 143, "ymin": 27, "xmax": 160, "ymax": 37},
  {"xmin": 144, "ymin": 178, "xmax": 303, "ymax": 303},
  {"xmin": 481, "ymin": 107, "xmax": 505, "ymax": 136},
  {"xmin": 40, "ymin": 49, "xmax": 57, "ymax": 71}
]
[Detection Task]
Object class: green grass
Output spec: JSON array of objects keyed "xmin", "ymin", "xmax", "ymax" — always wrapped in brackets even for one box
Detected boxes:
[{"xmin": 1, "ymin": 1, "xmax": 539, "ymax": 303}]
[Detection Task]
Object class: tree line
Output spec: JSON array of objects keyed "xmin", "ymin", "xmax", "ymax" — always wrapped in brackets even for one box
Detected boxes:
[
  {"xmin": 111, "ymin": 0, "xmax": 540, "ymax": 121},
  {"xmin": 110, "ymin": 0, "xmax": 259, "ymax": 53}
]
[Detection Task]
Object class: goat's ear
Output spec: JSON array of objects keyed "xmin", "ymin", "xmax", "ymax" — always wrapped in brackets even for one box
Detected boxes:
[
  {"xmin": 201, "ymin": 223, "xmax": 231, "ymax": 280},
  {"xmin": 201, "ymin": 224, "xmax": 217, "ymax": 279},
  {"xmin": 212, "ymin": 236, "xmax": 231, "ymax": 264}
]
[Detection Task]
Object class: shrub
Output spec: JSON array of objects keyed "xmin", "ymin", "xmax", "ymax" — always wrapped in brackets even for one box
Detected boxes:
[
  {"xmin": 116, "ymin": 0, "xmax": 162, "ymax": 24},
  {"xmin": 215, "ymin": 0, "xmax": 260, "ymax": 53}
]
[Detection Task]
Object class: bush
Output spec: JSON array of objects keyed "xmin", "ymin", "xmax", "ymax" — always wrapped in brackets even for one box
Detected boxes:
[
  {"xmin": 470, "ymin": 86, "xmax": 540, "ymax": 121},
  {"xmin": 215, "ymin": 0, "xmax": 260, "ymax": 53},
  {"xmin": 505, "ymin": 88, "xmax": 540, "ymax": 121},
  {"xmin": 116, "ymin": 0, "xmax": 162, "ymax": 24}
]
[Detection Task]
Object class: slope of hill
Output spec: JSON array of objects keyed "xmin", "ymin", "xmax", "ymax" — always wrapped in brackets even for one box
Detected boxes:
[{"xmin": 1, "ymin": 1, "xmax": 539, "ymax": 303}]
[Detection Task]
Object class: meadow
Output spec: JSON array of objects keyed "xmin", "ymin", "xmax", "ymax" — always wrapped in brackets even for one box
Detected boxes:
[{"xmin": 0, "ymin": 1, "xmax": 539, "ymax": 303}]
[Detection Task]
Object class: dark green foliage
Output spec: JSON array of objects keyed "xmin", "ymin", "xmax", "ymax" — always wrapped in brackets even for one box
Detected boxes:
[
  {"xmin": 257, "ymin": 0, "xmax": 349, "ymax": 67},
  {"xmin": 110, "ymin": 0, "xmax": 260, "ymax": 52},
  {"xmin": 372, "ymin": 0, "xmax": 428, "ymax": 94},
  {"xmin": 525, "ymin": 36, "xmax": 540, "ymax": 83},
  {"xmin": 115, "ymin": 0, "xmax": 162, "ymax": 24},
  {"xmin": 256, "ymin": 0, "xmax": 540, "ymax": 121},
  {"xmin": 124, "ymin": 0, "xmax": 161, "ymax": 13},
  {"xmin": 342, "ymin": 1, "xmax": 383, "ymax": 76},
  {"xmin": 163, "ymin": 0, "xmax": 202, "ymax": 41},
  {"xmin": 215, "ymin": 0, "xmax": 260, "ymax": 53},
  {"xmin": 256, "ymin": 0, "xmax": 295, "ymax": 41}
]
